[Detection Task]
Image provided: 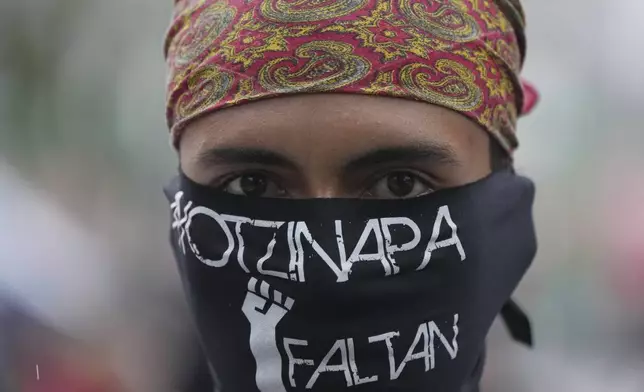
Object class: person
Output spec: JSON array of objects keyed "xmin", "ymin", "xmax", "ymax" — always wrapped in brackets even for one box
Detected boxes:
[{"xmin": 162, "ymin": 0, "xmax": 539, "ymax": 391}]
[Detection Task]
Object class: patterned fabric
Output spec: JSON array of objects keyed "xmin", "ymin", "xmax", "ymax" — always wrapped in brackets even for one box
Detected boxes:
[{"xmin": 165, "ymin": 0, "xmax": 532, "ymax": 153}]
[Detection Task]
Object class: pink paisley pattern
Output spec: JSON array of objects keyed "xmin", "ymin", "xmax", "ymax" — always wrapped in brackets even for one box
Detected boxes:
[{"xmin": 165, "ymin": 0, "xmax": 531, "ymax": 153}]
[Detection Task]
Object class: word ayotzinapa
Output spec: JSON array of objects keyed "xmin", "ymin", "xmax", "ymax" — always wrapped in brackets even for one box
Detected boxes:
[{"xmin": 172, "ymin": 192, "xmax": 467, "ymax": 282}]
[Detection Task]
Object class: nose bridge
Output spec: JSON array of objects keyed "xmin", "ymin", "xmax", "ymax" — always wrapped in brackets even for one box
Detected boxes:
[
  {"xmin": 294, "ymin": 131, "xmax": 349, "ymax": 198},
  {"xmin": 306, "ymin": 183, "xmax": 344, "ymax": 198},
  {"xmin": 302, "ymin": 173, "xmax": 346, "ymax": 198}
]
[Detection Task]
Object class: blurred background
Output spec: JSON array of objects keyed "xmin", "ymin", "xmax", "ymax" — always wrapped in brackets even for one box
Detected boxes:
[{"xmin": 0, "ymin": 0, "xmax": 643, "ymax": 391}]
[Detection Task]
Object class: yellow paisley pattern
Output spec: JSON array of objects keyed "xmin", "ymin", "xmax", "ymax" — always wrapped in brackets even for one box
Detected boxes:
[
  {"xmin": 398, "ymin": 0, "xmax": 480, "ymax": 42},
  {"xmin": 176, "ymin": 65, "xmax": 234, "ymax": 119},
  {"xmin": 165, "ymin": 0, "xmax": 526, "ymax": 152},
  {"xmin": 400, "ymin": 60, "xmax": 483, "ymax": 111},
  {"xmin": 323, "ymin": 0, "xmax": 439, "ymax": 61},
  {"xmin": 218, "ymin": 10, "xmax": 318, "ymax": 69},
  {"xmin": 493, "ymin": 38, "xmax": 521, "ymax": 73},
  {"xmin": 259, "ymin": 41, "xmax": 371, "ymax": 92},
  {"xmin": 452, "ymin": 46, "xmax": 514, "ymax": 99},
  {"xmin": 362, "ymin": 70, "xmax": 404, "ymax": 95},
  {"xmin": 260, "ymin": 0, "xmax": 368, "ymax": 22},
  {"xmin": 173, "ymin": 1, "xmax": 237, "ymax": 67},
  {"xmin": 468, "ymin": 0, "xmax": 512, "ymax": 32},
  {"xmin": 229, "ymin": 78, "xmax": 255, "ymax": 105}
]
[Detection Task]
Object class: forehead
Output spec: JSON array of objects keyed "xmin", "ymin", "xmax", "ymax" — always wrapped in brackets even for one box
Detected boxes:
[{"xmin": 179, "ymin": 94, "xmax": 489, "ymax": 165}]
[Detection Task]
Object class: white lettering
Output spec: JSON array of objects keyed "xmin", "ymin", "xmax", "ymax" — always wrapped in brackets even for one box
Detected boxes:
[
  {"xmin": 306, "ymin": 339, "xmax": 353, "ymax": 389},
  {"xmin": 171, "ymin": 191, "xmax": 192, "ymax": 255},
  {"xmin": 347, "ymin": 337, "xmax": 378, "ymax": 385},
  {"xmin": 186, "ymin": 206, "xmax": 234, "ymax": 267},
  {"xmin": 417, "ymin": 206, "xmax": 466, "ymax": 270},
  {"xmin": 380, "ymin": 217, "xmax": 422, "ymax": 275},
  {"xmin": 234, "ymin": 221, "xmax": 251, "ymax": 273},
  {"xmin": 296, "ymin": 222, "xmax": 349, "ymax": 283},
  {"xmin": 257, "ymin": 230, "xmax": 289, "ymax": 280},
  {"xmin": 230, "ymin": 216, "xmax": 286, "ymax": 277},
  {"xmin": 392, "ymin": 322, "xmax": 431, "ymax": 379},
  {"xmin": 173, "ymin": 195, "xmax": 469, "ymax": 281},
  {"xmin": 346, "ymin": 219, "xmax": 391, "ymax": 275},
  {"xmin": 279, "ymin": 314, "xmax": 460, "ymax": 388},
  {"xmin": 368, "ymin": 331, "xmax": 400, "ymax": 380},
  {"xmin": 334, "ymin": 220, "xmax": 354, "ymax": 278},
  {"xmin": 287, "ymin": 222, "xmax": 303, "ymax": 282},
  {"xmin": 428, "ymin": 313, "xmax": 459, "ymax": 364},
  {"xmin": 283, "ymin": 338, "xmax": 314, "ymax": 387}
]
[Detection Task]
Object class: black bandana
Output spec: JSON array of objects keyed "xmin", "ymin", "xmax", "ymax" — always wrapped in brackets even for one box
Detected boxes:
[{"xmin": 164, "ymin": 171, "xmax": 537, "ymax": 392}]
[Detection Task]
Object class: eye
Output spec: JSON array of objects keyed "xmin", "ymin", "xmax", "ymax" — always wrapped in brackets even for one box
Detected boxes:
[
  {"xmin": 364, "ymin": 171, "xmax": 434, "ymax": 199},
  {"xmin": 221, "ymin": 173, "xmax": 286, "ymax": 198}
]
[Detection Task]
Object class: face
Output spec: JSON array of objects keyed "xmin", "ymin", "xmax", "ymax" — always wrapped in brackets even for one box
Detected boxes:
[{"xmin": 179, "ymin": 94, "xmax": 492, "ymax": 199}]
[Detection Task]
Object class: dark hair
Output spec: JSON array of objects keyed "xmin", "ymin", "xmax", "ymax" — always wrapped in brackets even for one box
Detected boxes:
[{"xmin": 489, "ymin": 136, "xmax": 513, "ymax": 172}]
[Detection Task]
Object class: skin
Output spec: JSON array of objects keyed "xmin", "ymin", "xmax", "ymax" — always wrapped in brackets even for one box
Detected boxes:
[{"xmin": 179, "ymin": 94, "xmax": 492, "ymax": 199}]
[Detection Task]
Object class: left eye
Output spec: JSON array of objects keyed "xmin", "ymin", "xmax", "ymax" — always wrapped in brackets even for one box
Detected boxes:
[
  {"xmin": 221, "ymin": 173, "xmax": 287, "ymax": 198},
  {"xmin": 364, "ymin": 172, "xmax": 434, "ymax": 199}
]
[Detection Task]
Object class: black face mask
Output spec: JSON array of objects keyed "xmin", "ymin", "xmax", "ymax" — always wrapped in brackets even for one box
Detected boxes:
[{"xmin": 164, "ymin": 171, "xmax": 537, "ymax": 392}]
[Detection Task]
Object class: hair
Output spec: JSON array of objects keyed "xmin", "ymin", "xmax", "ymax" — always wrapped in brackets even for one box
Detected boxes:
[{"xmin": 489, "ymin": 135, "xmax": 513, "ymax": 172}]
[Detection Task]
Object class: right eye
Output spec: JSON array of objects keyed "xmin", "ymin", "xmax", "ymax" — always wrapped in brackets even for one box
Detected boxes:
[{"xmin": 221, "ymin": 173, "xmax": 287, "ymax": 198}]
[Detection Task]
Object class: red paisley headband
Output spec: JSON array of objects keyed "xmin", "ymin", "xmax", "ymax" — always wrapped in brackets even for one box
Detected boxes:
[{"xmin": 165, "ymin": 0, "xmax": 537, "ymax": 153}]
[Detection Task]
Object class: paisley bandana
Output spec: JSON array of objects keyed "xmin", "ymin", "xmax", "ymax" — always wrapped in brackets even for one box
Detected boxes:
[{"xmin": 165, "ymin": 0, "xmax": 533, "ymax": 153}]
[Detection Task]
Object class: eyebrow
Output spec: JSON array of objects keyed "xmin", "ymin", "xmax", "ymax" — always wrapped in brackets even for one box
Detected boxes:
[
  {"xmin": 196, "ymin": 147, "xmax": 299, "ymax": 169},
  {"xmin": 196, "ymin": 142, "xmax": 460, "ymax": 171},
  {"xmin": 342, "ymin": 143, "xmax": 461, "ymax": 172}
]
